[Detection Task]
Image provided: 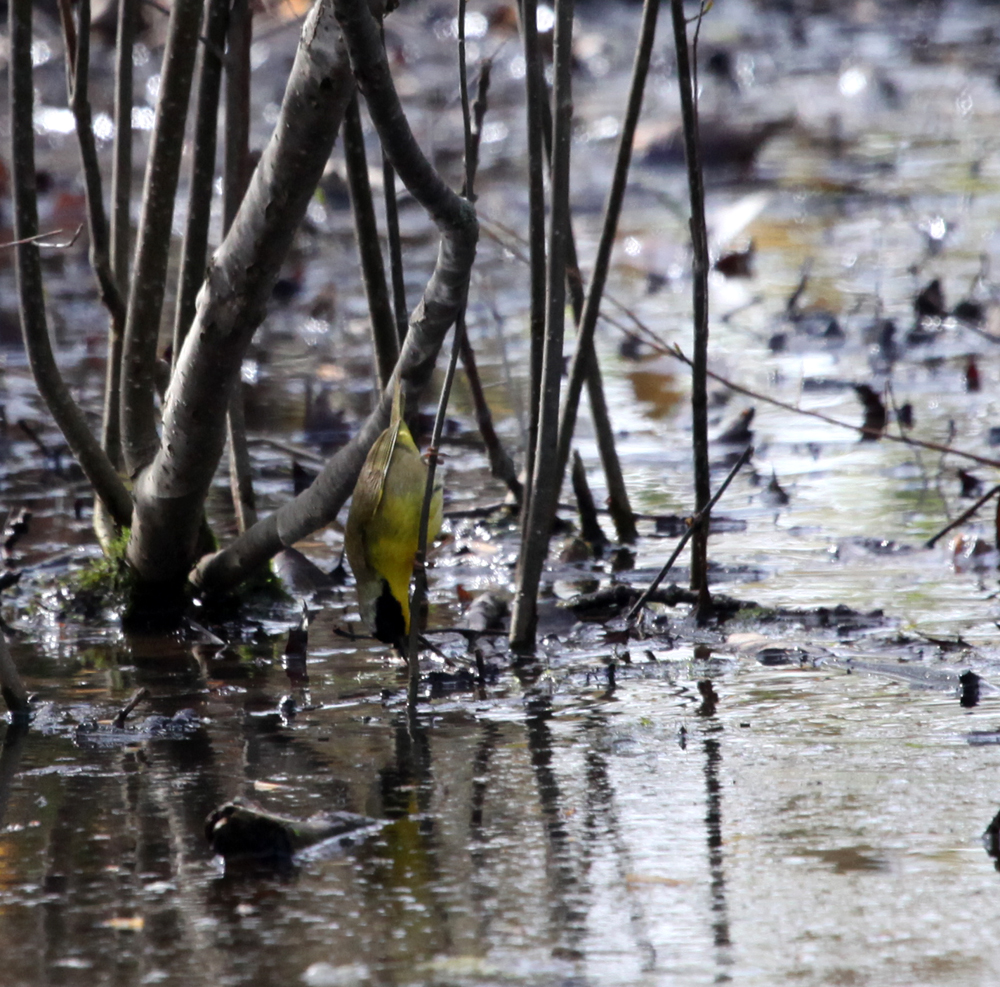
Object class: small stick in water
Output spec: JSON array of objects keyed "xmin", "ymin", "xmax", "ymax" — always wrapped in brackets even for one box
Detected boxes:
[
  {"xmin": 571, "ymin": 450, "xmax": 607, "ymax": 553},
  {"xmin": 113, "ymin": 687, "xmax": 150, "ymax": 729},
  {"xmin": 627, "ymin": 446, "xmax": 753, "ymax": 624}
]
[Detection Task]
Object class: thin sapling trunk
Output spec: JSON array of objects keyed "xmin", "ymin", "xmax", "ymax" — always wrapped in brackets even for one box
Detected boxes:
[
  {"xmin": 223, "ymin": 0, "xmax": 257, "ymax": 534},
  {"xmin": 120, "ymin": 0, "xmax": 205, "ymax": 476},
  {"xmin": 9, "ymin": 0, "xmax": 133, "ymax": 529},
  {"xmin": 670, "ymin": 0, "xmax": 712, "ymax": 621},
  {"xmin": 509, "ymin": 0, "xmax": 574, "ymax": 651}
]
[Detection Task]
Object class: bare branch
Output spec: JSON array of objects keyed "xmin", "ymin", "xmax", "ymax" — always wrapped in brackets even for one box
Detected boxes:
[
  {"xmin": 667, "ymin": 343, "xmax": 1000, "ymax": 470},
  {"xmin": 128, "ymin": 0, "xmax": 356, "ymax": 591},
  {"xmin": 192, "ymin": 0, "xmax": 478, "ymax": 595},
  {"xmin": 670, "ymin": 0, "xmax": 712, "ymax": 620},
  {"xmin": 554, "ymin": 0, "xmax": 658, "ymax": 515},
  {"xmin": 517, "ymin": 0, "xmax": 548, "ymax": 513},
  {"xmin": 344, "ymin": 92, "xmax": 399, "ymax": 388},
  {"xmin": 104, "ymin": 0, "xmax": 137, "ymax": 470},
  {"xmin": 58, "ymin": 0, "xmax": 127, "ymax": 331},
  {"xmin": 509, "ymin": 0, "xmax": 574, "ymax": 651},
  {"xmin": 0, "ymin": 226, "xmax": 81, "ymax": 249},
  {"xmin": 925, "ymin": 484, "xmax": 1000, "ymax": 549},
  {"xmin": 627, "ymin": 445, "xmax": 753, "ymax": 624},
  {"xmin": 173, "ymin": 0, "xmax": 230, "ymax": 359},
  {"xmin": 9, "ymin": 0, "xmax": 133, "ymax": 529},
  {"xmin": 120, "ymin": 0, "xmax": 205, "ymax": 476}
]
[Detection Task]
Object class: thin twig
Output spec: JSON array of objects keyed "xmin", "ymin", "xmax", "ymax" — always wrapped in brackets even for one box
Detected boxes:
[
  {"xmin": 483, "ymin": 212, "xmax": 1000, "ymax": 476},
  {"xmin": 405, "ymin": 0, "xmax": 477, "ymax": 703},
  {"xmin": 466, "ymin": 59, "xmax": 491, "ymax": 196},
  {"xmin": 553, "ymin": 0, "xmax": 659, "ymax": 532},
  {"xmin": 516, "ymin": 0, "xmax": 546, "ymax": 517},
  {"xmin": 571, "ymin": 449, "xmax": 607, "ymax": 549},
  {"xmin": 224, "ymin": 0, "xmax": 252, "ymax": 230},
  {"xmin": 110, "ymin": 0, "xmax": 134, "ymax": 290},
  {"xmin": 666, "ymin": 343, "xmax": 1000, "ymax": 470},
  {"xmin": 382, "ymin": 155, "xmax": 408, "ymax": 343},
  {"xmin": 120, "ymin": 0, "xmax": 204, "ymax": 475},
  {"xmin": 227, "ymin": 390, "xmax": 258, "ymax": 533},
  {"xmin": 344, "ymin": 92, "xmax": 399, "ymax": 387},
  {"xmin": 10, "ymin": 0, "xmax": 133, "ymax": 529},
  {"xmin": 487, "ymin": 216, "xmax": 1000, "ymax": 508},
  {"xmin": 627, "ymin": 445, "xmax": 753, "ymax": 624},
  {"xmin": 455, "ymin": 61, "xmax": 521, "ymax": 503},
  {"xmin": 379, "ymin": 24, "xmax": 408, "ymax": 346},
  {"xmin": 460, "ymin": 330, "xmax": 522, "ymax": 502},
  {"xmin": 173, "ymin": 0, "xmax": 230, "ymax": 362},
  {"xmin": 58, "ymin": 0, "xmax": 126, "ymax": 327},
  {"xmin": 248, "ymin": 437, "xmax": 326, "ymax": 464},
  {"xmin": 671, "ymin": 0, "xmax": 712, "ymax": 621},
  {"xmin": 104, "ymin": 0, "xmax": 135, "ymax": 472},
  {"xmin": 224, "ymin": 0, "xmax": 257, "ymax": 535},
  {"xmin": 925, "ymin": 484, "xmax": 1000, "ymax": 549},
  {"xmin": 112, "ymin": 687, "xmax": 149, "ymax": 728},
  {"xmin": 61, "ymin": 0, "xmax": 129, "ymax": 494},
  {"xmin": 0, "ymin": 226, "xmax": 81, "ymax": 250},
  {"xmin": 457, "ymin": 0, "xmax": 474, "ymax": 201},
  {"xmin": 407, "ymin": 313, "xmax": 465, "ymax": 701}
]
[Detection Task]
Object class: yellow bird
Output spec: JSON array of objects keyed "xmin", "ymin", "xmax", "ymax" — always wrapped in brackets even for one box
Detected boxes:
[{"xmin": 345, "ymin": 378, "xmax": 442, "ymax": 652}]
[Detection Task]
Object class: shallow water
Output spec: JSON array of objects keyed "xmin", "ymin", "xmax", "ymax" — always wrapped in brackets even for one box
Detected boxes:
[
  {"xmin": 3, "ymin": 0, "xmax": 1000, "ymax": 984},
  {"xmin": 2, "ymin": 636, "xmax": 1000, "ymax": 987}
]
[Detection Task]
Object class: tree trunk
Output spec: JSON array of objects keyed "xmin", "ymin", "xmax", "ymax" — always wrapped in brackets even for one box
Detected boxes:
[{"xmin": 125, "ymin": 0, "xmax": 355, "ymax": 607}]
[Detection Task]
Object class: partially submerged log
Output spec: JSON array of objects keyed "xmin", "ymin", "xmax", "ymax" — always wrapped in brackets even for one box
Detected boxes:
[
  {"xmin": 0, "ymin": 631, "xmax": 29, "ymax": 719},
  {"xmin": 205, "ymin": 799, "xmax": 380, "ymax": 862}
]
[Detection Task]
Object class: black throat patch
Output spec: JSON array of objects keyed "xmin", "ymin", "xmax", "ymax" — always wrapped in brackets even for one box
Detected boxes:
[{"xmin": 373, "ymin": 579, "xmax": 406, "ymax": 649}]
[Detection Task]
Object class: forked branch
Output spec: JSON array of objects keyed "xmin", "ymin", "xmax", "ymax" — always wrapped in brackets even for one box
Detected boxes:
[{"xmin": 192, "ymin": 0, "xmax": 478, "ymax": 595}]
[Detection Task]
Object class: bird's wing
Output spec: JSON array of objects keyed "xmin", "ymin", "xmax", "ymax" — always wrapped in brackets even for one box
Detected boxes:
[
  {"xmin": 353, "ymin": 422, "xmax": 399, "ymax": 525},
  {"xmin": 351, "ymin": 378, "xmax": 404, "ymax": 523}
]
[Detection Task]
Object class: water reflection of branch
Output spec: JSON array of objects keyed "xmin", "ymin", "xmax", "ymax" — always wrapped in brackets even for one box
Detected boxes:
[
  {"xmin": 524, "ymin": 695, "xmax": 587, "ymax": 954},
  {"xmin": 468, "ymin": 720, "xmax": 500, "ymax": 936},
  {"xmin": 371, "ymin": 717, "xmax": 454, "ymax": 948},
  {"xmin": 578, "ymin": 710, "xmax": 658, "ymax": 971},
  {"xmin": 0, "ymin": 721, "xmax": 27, "ymax": 829},
  {"xmin": 701, "ymin": 721, "xmax": 734, "ymax": 978},
  {"xmin": 469, "ymin": 721, "xmax": 500, "ymax": 837}
]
